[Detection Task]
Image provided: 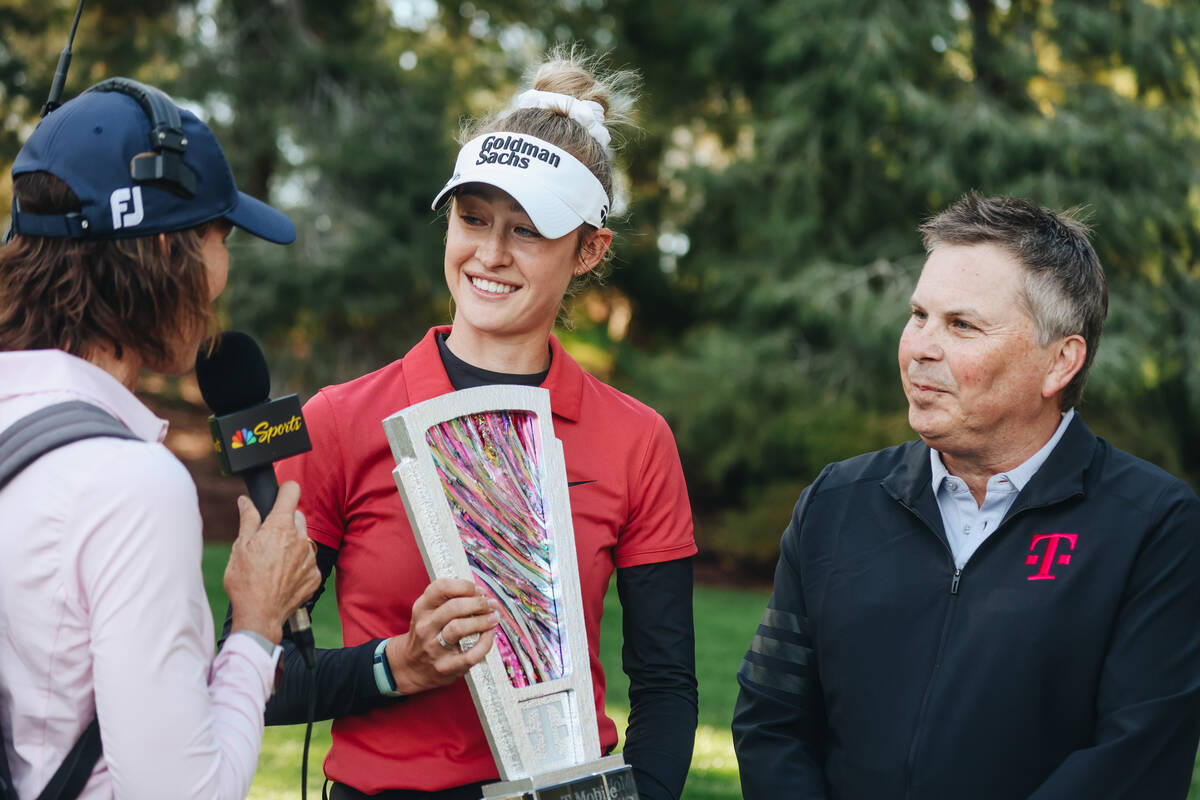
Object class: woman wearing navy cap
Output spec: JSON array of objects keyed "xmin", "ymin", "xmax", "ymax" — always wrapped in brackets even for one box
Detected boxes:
[
  {"xmin": 0, "ymin": 82, "xmax": 319, "ymax": 799},
  {"xmin": 271, "ymin": 48, "xmax": 698, "ymax": 800}
]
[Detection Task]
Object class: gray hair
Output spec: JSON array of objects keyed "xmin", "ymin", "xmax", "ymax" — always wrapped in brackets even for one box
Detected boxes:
[{"xmin": 919, "ymin": 192, "xmax": 1108, "ymax": 410}]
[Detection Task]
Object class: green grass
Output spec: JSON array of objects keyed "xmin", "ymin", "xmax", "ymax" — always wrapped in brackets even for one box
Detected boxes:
[{"xmin": 202, "ymin": 543, "xmax": 1200, "ymax": 799}]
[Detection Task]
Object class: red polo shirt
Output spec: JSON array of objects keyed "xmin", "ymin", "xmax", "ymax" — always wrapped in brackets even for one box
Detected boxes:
[{"xmin": 276, "ymin": 327, "xmax": 696, "ymax": 792}]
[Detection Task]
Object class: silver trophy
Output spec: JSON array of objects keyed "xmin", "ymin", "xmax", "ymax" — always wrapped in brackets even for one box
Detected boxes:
[{"xmin": 383, "ymin": 386, "xmax": 637, "ymax": 800}]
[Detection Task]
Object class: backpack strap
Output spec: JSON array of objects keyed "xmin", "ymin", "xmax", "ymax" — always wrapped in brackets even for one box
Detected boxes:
[
  {"xmin": 34, "ymin": 719, "xmax": 102, "ymax": 800},
  {"xmin": 0, "ymin": 401, "xmax": 138, "ymax": 800},
  {"xmin": 0, "ymin": 401, "xmax": 139, "ymax": 492}
]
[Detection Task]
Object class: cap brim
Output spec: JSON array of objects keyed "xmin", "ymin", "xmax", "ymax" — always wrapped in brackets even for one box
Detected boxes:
[
  {"xmin": 432, "ymin": 171, "xmax": 584, "ymax": 240},
  {"xmin": 226, "ymin": 191, "xmax": 296, "ymax": 245}
]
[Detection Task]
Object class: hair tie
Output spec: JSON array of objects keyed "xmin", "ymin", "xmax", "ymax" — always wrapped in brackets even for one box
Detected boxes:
[{"xmin": 516, "ymin": 89, "xmax": 611, "ymax": 149}]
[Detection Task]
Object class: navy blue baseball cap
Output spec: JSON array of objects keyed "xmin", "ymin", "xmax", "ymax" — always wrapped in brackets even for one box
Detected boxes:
[{"xmin": 10, "ymin": 83, "xmax": 295, "ymax": 244}]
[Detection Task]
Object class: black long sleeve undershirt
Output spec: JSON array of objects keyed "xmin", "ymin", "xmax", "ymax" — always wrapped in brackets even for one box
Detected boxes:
[
  {"xmin": 616, "ymin": 558, "xmax": 698, "ymax": 800},
  {"xmin": 220, "ymin": 547, "xmax": 698, "ymax": 798}
]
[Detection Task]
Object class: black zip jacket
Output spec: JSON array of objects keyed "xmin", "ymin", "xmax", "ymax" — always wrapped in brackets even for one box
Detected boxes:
[{"xmin": 733, "ymin": 416, "xmax": 1200, "ymax": 799}]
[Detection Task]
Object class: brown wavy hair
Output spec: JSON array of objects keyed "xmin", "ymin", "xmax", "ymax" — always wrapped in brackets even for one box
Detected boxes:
[{"xmin": 0, "ymin": 172, "xmax": 213, "ymax": 371}]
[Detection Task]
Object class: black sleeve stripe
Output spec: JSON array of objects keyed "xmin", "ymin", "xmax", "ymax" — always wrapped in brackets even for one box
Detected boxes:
[
  {"xmin": 739, "ymin": 659, "xmax": 809, "ymax": 697},
  {"xmin": 750, "ymin": 633, "xmax": 813, "ymax": 665}
]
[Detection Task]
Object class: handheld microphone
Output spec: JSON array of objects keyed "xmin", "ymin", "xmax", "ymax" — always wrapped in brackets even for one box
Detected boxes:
[{"xmin": 195, "ymin": 331, "xmax": 316, "ymax": 668}]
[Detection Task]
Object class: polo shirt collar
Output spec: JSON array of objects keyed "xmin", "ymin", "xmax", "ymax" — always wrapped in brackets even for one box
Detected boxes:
[
  {"xmin": 543, "ymin": 333, "xmax": 584, "ymax": 422},
  {"xmin": 402, "ymin": 326, "xmax": 585, "ymax": 423},
  {"xmin": 402, "ymin": 327, "xmax": 457, "ymax": 405},
  {"xmin": 0, "ymin": 349, "xmax": 168, "ymax": 442}
]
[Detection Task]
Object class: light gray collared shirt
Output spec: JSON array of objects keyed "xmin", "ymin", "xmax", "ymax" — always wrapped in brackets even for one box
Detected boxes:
[{"xmin": 931, "ymin": 409, "xmax": 1075, "ymax": 569}]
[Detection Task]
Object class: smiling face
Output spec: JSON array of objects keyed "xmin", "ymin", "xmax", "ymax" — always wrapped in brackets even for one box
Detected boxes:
[
  {"xmin": 443, "ymin": 183, "xmax": 610, "ymax": 369},
  {"xmin": 898, "ymin": 243, "xmax": 1074, "ymax": 469}
]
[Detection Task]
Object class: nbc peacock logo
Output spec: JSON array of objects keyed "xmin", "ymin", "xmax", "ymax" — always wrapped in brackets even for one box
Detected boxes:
[{"xmin": 230, "ymin": 427, "xmax": 258, "ymax": 449}]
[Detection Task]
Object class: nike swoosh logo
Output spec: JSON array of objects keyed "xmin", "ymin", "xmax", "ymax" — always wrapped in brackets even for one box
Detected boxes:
[{"xmin": 567, "ymin": 480, "xmax": 595, "ymax": 487}]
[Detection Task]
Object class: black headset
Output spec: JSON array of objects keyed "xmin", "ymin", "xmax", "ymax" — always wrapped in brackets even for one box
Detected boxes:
[
  {"xmin": 4, "ymin": 78, "xmax": 198, "ymax": 244},
  {"xmin": 84, "ymin": 77, "xmax": 198, "ymax": 199}
]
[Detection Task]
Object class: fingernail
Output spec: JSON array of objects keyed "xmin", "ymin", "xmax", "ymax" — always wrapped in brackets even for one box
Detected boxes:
[
  {"xmin": 488, "ymin": 599, "xmax": 498, "ymax": 610},
  {"xmin": 237, "ymin": 496, "xmax": 249, "ymax": 513}
]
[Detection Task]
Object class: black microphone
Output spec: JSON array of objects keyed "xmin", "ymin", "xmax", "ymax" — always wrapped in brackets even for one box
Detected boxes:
[{"xmin": 195, "ymin": 331, "xmax": 316, "ymax": 668}]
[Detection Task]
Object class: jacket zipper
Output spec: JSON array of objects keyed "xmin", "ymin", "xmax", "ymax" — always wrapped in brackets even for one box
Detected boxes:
[
  {"xmin": 895, "ymin": 483, "xmax": 1080, "ymax": 796},
  {"xmin": 898, "ymin": 501, "xmax": 962, "ymax": 799}
]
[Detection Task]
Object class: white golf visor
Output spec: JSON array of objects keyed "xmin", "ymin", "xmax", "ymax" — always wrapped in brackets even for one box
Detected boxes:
[{"xmin": 431, "ymin": 132, "xmax": 610, "ymax": 240}]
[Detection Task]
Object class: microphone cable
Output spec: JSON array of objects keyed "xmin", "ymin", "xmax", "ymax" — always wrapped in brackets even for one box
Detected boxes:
[{"xmin": 302, "ymin": 655, "xmax": 316, "ymax": 800}]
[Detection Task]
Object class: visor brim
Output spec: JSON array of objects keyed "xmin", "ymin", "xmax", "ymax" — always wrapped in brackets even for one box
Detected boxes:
[{"xmin": 432, "ymin": 171, "xmax": 586, "ymax": 240}]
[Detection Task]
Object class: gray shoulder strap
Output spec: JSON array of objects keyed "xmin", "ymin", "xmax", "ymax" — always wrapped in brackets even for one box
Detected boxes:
[{"xmin": 0, "ymin": 401, "xmax": 139, "ymax": 492}]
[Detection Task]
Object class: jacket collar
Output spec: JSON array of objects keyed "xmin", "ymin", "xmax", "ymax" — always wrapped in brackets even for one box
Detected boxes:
[
  {"xmin": 883, "ymin": 414, "xmax": 1096, "ymax": 523},
  {"xmin": 882, "ymin": 438, "xmax": 944, "ymax": 539},
  {"xmin": 1004, "ymin": 413, "xmax": 1094, "ymax": 518},
  {"xmin": 401, "ymin": 326, "xmax": 585, "ymax": 423}
]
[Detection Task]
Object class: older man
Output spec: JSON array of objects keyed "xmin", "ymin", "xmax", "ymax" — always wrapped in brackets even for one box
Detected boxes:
[{"xmin": 732, "ymin": 193, "xmax": 1200, "ymax": 799}]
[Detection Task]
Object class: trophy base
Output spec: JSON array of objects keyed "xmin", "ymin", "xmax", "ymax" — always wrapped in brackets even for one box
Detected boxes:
[{"xmin": 481, "ymin": 755, "xmax": 637, "ymax": 800}]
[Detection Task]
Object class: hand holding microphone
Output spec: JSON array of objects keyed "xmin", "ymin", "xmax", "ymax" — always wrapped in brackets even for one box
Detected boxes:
[
  {"xmin": 223, "ymin": 481, "xmax": 319, "ymax": 647},
  {"xmin": 195, "ymin": 331, "xmax": 319, "ymax": 667}
]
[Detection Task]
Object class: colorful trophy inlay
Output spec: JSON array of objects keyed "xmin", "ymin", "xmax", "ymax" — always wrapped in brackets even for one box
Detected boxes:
[{"xmin": 425, "ymin": 411, "xmax": 565, "ymax": 687}]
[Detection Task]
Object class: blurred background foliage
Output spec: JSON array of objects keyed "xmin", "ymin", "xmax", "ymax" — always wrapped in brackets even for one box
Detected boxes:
[{"xmin": 3, "ymin": 0, "xmax": 1200, "ymax": 578}]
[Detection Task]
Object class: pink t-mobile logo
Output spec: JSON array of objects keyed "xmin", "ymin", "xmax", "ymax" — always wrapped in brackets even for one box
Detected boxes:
[{"xmin": 1025, "ymin": 533, "xmax": 1078, "ymax": 581}]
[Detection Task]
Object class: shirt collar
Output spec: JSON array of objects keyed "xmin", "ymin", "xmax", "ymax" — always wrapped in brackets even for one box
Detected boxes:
[
  {"xmin": 929, "ymin": 408, "xmax": 1076, "ymax": 495},
  {"xmin": 0, "ymin": 349, "xmax": 168, "ymax": 442},
  {"xmin": 929, "ymin": 444, "xmax": 953, "ymax": 495},
  {"xmin": 402, "ymin": 326, "xmax": 585, "ymax": 422}
]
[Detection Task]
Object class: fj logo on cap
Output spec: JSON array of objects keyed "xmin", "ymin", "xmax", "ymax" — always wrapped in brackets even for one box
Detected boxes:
[{"xmin": 110, "ymin": 187, "xmax": 144, "ymax": 230}]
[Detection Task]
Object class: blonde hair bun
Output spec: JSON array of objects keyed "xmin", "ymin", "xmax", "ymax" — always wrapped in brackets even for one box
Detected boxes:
[
  {"xmin": 528, "ymin": 44, "xmax": 639, "ymax": 147},
  {"xmin": 464, "ymin": 45, "xmax": 641, "ymax": 206}
]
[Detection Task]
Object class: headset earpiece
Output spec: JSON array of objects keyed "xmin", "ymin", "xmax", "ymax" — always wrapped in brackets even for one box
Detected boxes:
[{"xmin": 85, "ymin": 78, "xmax": 198, "ymax": 199}]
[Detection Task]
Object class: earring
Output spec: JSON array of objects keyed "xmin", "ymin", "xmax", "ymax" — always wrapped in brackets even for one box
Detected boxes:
[{"xmin": 575, "ymin": 252, "xmax": 591, "ymax": 276}]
